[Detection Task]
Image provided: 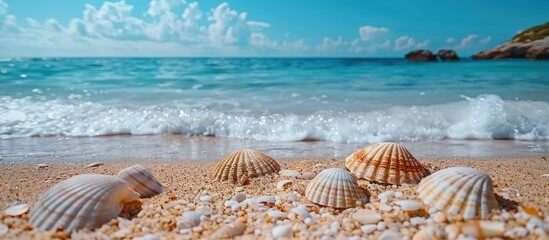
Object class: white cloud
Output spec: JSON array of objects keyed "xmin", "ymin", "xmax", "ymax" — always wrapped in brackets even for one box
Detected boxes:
[
  {"xmin": 480, "ymin": 36, "xmax": 492, "ymax": 44},
  {"xmin": 446, "ymin": 37, "xmax": 455, "ymax": 43},
  {"xmin": 249, "ymin": 32, "xmax": 277, "ymax": 49},
  {"xmin": 394, "ymin": 36, "xmax": 415, "ymax": 51},
  {"xmin": 147, "ymin": 0, "xmax": 184, "ymax": 17},
  {"xmin": 247, "ymin": 21, "xmax": 270, "ymax": 29},
  {"xmin": 358, "ymin": 25, "xmax": 389, "ymax": 40},
  {"xmin": 316, "ymin": 36, "xmax": 349, "ymax": 53},
  {"xmin": 456, "ymin": 34, "xmax": 478, "ymax": 48},
  {"xmin": 0, "ymin": 0, "xmax": 7, "ymax": 15}
]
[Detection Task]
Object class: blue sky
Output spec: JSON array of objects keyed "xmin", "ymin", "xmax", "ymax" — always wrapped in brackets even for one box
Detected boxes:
[{"xmin": 0, "ymin": 0, "xmax": 548, "ymax": 57}]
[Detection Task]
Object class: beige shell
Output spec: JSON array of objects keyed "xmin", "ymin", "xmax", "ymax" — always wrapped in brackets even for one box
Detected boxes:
[
  {"xmin": 212, "ymin": 149, "xmax": 281, "ymax": 184},
  {"xmin": 417, "ymin": 167, "xmax": 499, "ymax": 220},
  {"xmin": 30, "ymin": 174, "xmax": 139, "ymax": 231},
  {"xmin": 210, "ymin": 221, "xmax": 246, "ymax": 239},
  {"xmin": 345, "ymin": 142, "xmax": 427, "ymax": 185},
  {"xmin": 117, "ymin": 164, "xmax": 163, "ymax": 198},
  {"xmin": 305, "ymin": 168, "xmax": 368, "ymax": 208}
]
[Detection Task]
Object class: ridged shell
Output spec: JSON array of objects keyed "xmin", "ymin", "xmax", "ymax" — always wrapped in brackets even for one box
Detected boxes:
[
  {"xmin": 117, "ymin": 164, "xmax": 163, "ymax": 198},
  {"xmin": 212, "ymin": 149, "xmax": 281, "ymax": 184},
  {"xmin": 417, "ymin": 167, "xmax": 499, "ymax": 220},
  {"xmin": 305, "ymin": 168, "xmax": 368, "ymax": 208},
  {"xmin": 30, "ymin": 174, "xmax": 139, "ymax": 231},
  {"xmin": 345, "ymin": 142, "xmax": 427, "ymax": 185}
]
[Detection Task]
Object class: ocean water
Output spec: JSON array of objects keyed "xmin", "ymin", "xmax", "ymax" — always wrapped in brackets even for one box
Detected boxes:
[{"xmin": 1, "ymin": 57, "xmax": 548, "ymax": 144}]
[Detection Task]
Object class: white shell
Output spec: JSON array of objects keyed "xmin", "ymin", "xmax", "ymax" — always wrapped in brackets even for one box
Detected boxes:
[
  {"xmin": 117, "ymin": 164, "xmax": 163, "ymax": 198},
  {"xmin": 4, "ymin": 203, "xmax": 30, "ymax": 216},
  {"xmin": 345, "ymin": 142, "xmax": 427, "ymax": 185},
  {"xmin": 291, "ymin": 205, "xmax": 311, "ymax": 219},
  {"xmin": 29, "ymin": 174, "xmax": 139, "ymax": 231},
  {"xmin": 212, "ymin": 149, "xmax": 280, "ymax": 184},
  {"xmin": 272, "ymin": 224, "xmax": 293, "ymax": 239},
  {"xmin": 394, "ymin": 200, "xmax": 422, "ymax": 211},
  {"xmin": 178, "ymin": 211, "xmax": 202, "ymax": 229},
  {"xmin": 267, "ymin": 210, "xmax": 287, "ymax": 221},
  {"xmin": 210, "ymin": 221, "xmax": 246, "ymax": 239},
  {"xmin": 305, "ymin": 168, "xmax": 368, "ymax": 209},
  {"xmin": 85, "ymin": 162, "xmax": 104, "ymax": 168},
  {"xmin": 256, "ymin": 196, "xmax": 276, "ymax": 204},
  {"xmin": 417, "ymin": 167, "xmax": 499, "ymax": 220},
  {"xmin": 279, "ymin": 169, "xmax": 301, "ymax": 178},
  {"xmin": 276, "ymin": 180, "xmax": 293, "ymax": 190},
  {"xmin": 352, "ymin": 209, "xmax": 381, "ymax": 225},
  {"xmin": 233, "ymin": 192, "xmax": 246, "ymax": 202}
]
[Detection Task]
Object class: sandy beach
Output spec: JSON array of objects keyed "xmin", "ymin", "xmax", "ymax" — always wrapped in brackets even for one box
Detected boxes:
[{"xmin": 1, "ymin": 156, "xmax": 548, "ymax": 239}]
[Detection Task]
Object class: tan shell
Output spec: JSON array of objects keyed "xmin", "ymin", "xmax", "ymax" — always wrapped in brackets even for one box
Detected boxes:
[
  {"xmin": 305, "ymin": 168, "xmax": 368, "ymax": 208},
  {"xmin": 212, "ymin": 149, "xmax": 280, "ymax": 184},
  {"xmin": 345, "ymin": 142, "xmax": 427, "ymax": 185},
  {"xmin": 417, "ymin": 167, "xmax": 499, "ymax": 220},
  {"xmin": 210, "ymin": 221, "xmax": 246, "ymax": 239},
  {"xmin": 117, "ymin": 164, "xmax": 163, "ymax": 198},
  {"xmin": 30, "ymin": 174, "xmax": 139, "ymax": 231}
]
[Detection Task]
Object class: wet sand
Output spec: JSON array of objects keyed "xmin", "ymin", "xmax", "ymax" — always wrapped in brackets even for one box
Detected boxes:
[{"xmin": 1, "ymin": 156, "xmax": 548, "ymax": 239}]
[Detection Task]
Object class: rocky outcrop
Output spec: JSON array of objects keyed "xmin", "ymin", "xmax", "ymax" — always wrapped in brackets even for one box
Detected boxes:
[
  {"xmin": 437, "ymin": 49, "xmax": 460, "ymax": 61},
  {"xmin": 473, "ymin": 22, "xmax": 549, "ymax": 60},
  {"xmin": 405, "ymin": 50, "xmax": 437, "ymax": 61}
]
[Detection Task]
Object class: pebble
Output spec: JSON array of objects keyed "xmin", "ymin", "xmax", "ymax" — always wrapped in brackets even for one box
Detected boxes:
[
  {"xmin": 195, "ymin": 206, "xmax": 212, "ymax": 216},
  {"xmin": 235, "ymin": 187, "xmax": 244, "ymax": 192},
  {"xmin": 378, "ymin": 191, "xmax": 395, "ymax": 203},
  {"xmin": 361, "ymin": 224, "xmax": 377, "ymax": 234},
  {"xmin": 37, "ymin": 164, "xmax": 48, "ymax": 169},
  {"xmin": 272, "ymin": 224, "xmax": 293, "ymax": 239},
  {"xmin": 377, "ymin": 222, "xmax": 386, "ymax": 230},
  {"xmin": 133, "ymin": 234, "xmax": 159, "ymax": 240},
  {"xmin": 276, "ymin": 180, "xmax": 293, "ymax": 190},
  {"xmin": 291, "ymin": 205, "xmax": 311, "ymax": 219},
  {"xmin": 279, "ymin": 169, "xmax": 301, "ymax": 178},
  {"xmin": 301, "ymin": 172, "xmax": 316, "ymax": 180},
  {"xmin": 234, "ymin": 192, "xmax": 246, "ymax": 202},
  {"xmin": 376, "ymin": 203, "xmax": 392, "ymax": 212},
  {"xmin": 111, "ymin": 228, "xmax": 131, "ymax": 238},
  {"xmin": 267, "ymin": 210, "xmax": 287, "ymax": 221},
  {"xmin": 410, "ymin": 217, "xmax": 426, "ymax": 226},
  {"xmin": 526, "ymin": 218, "xmax": 544, "ymax": 231},
  {"xmin": 0, "ymin": 223, "xmax": 7, "ymax": 235},
  {"xmin": 352, "ymin": 209, "xmax": 381, "ymax": 225},
  {"xmin": 199, "ymin": 195, "xmax": 212, "ymax": 202},
  {"xmin": 394, "ymin": 200, "xmax": 422, "ymax": 211},
  {"xmin": 178, "ymin": 212, "xmax": 201, "ymax": 228},
  {"xmin": 224, "ymin": 200, "xmax": 239, "ymax": 208},
  {"xmin": 394, "ymin": 192, "xmax": 403, "ymax": 198},
  {"xmin": 379, "ymin": 231, "xmax": 402, "ymax": 240},
  {"xmin": 505, "ymin": 227, "xmax": 528, "ymax": 238},
  {"xmin": 257, "ymin": 196, "xmax": 276, "ymax": 204}
]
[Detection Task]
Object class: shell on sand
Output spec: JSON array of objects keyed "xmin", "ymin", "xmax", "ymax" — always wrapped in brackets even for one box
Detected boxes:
[
  {"xmin": 4, "ymin": 203, "xmax": 30, "ymax": 216},
  {"xmin": 417, "ymin": 167, "xmax": 499, "ymax": 220},
  {"xmin": 117, "ymin": 164, "xmax": 163, "ymax": 198},
  {"xmin": 211, "ymin": 149, "xmax": 281, "ymax": 184},
  {"xmin": 305, "ymin": 168, "xmax": 368, "ymax": 209},
  {"xmin": 345, "ymin": 142, "xmax": 427, "ymax": 185},
  {"xmin": 210, "ymin": 221, "xmax": 246, "ymax": 239},
  {"xmin": 30, "ymin": 174, "xmax": 139, "ymax": 231}
]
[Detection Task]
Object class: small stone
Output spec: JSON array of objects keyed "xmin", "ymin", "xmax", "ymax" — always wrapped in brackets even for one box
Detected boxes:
[
  {"xmin": 0, "ymin": 223, "xmax": 8, "ymax": 235},
  {"xmin": 195, "ymin": 206, "xmax": 212, "ymax": 216},
  {"xmin": 301, "ymin": 172, "xmax": 316, "ymax": 180},
  {"xmin": 279, "ymin": 169, "xmax": 301, "ymax": 178},
  {"xmin": 505, "ymin": 227, "xmax": 528, "ymax": 238},
  {"xmin": 394, "ymin": 200, "xmax": 422, "ymax": 211},
  {"xmin": 85, "ymin": 162, "xmax": 104, "ymax": 168},
  {"xmin": 272, "ymin": 224, "xmax": 293, "ymax": 239},
  {"xmin": 257, "ymin": 196, "xmax": 276, "ymax": 204},
  {"xmin": 199, "ymin": 195, "xmax": 212, "ymax": 202},
  {"xmin": 133, "ymin": 234, "xmax": 159, "ymax": 240},
  {"xmin": 361, "ymin": 224, "xmax": 377, "ymax": 234},
  {"xmin": 225, "ymin": 200, "xmax": 239, "ymax": 208},
  {"xmin": 377, "ymin": 222, "xmax": 386, "ymax": 230},
  {"xmin": 112, "ymin": 228, "xmax": 131, "ymax": 238},
  {"xmin": 410, "ymin": 217, "xmax": 426, "ymax": 226},
  {"xmin": 378, "ymin": 191, "xmax": 395, "ymax": 203},
  {"xmin": 234, "ymin": 192, "xmax": 246, "ymax": 202},
  {"xmin": 235, "ymin": 187, "xmax": 244, "ymax": 192},
  {"xmin": 352, "ymin": 209, "xmax": 381, "ymax": 225},
  {"xmin": 376, "ymin": 203, "xmax": 392, "ymax": 212},
  {"xmin": 291, "ymin": 205, "xmax": 311, "ymax": 219},
  {"xmin": 526, "ymin": 218, "xmax": 543, "ymax": 231},
  {"xmin": 37, "ymin": 164, "xmax": 48, "ymax": 169},
  {"xmin": 379, "ymin": 231, "xmax": 402, "ymax": 240},
  {"xmin": 4, "ymin": 203, "xmax": 29, "ymax": 216},
  {"xmin": 268, "ymin": 210, "xmax": 287, "ymax": 221},
  {"xmin": 394, "ymin": 192, "xmax": 403, "ymax": 198}
]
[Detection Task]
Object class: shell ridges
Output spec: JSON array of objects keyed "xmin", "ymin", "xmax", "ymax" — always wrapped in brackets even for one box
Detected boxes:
[
  {"xmin": 212, "ymin": 149, "xmax": 280, "ymax": 184},
  {"xmin": 117, "ymin": 164, "xmax": 164, "ymax": 198},
  {"xmin": 305, "ymin": 168, "xmax": 368, "ymax": 209},
  {"xmin": 345, "ymin": 142, "xmax": 427, "ymax": 185}
]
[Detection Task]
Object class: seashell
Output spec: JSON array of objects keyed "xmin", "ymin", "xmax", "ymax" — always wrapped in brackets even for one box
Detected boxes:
[
  {"xmin": 394, "ymin": 200, "xmax": 422, "ymax": 211},
  {"xmin": 291, "ymin": 205, "xmax": 311, "ymax": 219},
  {"xmin": 305, "ymin": 168, "xmax": 368, "ymax": 209},
  {"xmin": 117, "ymin": 164, "xmax": 163, "ymax": 198},
  {"xmin": 233, "ymin": 192, "xmax": 246, "ymax": 202},
  {"xmin": 256, "ymin": 196, "xmax": 276, "ymax": 204},
  {"xmin": 210, "ymin": 221, "xmax": 246, "ymax": 239},
  {"xmin": 276, "ymin": 180, "xmax": 293, "ymax": 190},
  {"xmin": 85, "ymin": 162, "xmax": 104, "ymax": 168},
  {"xmin": 212, "ymin": 149, "xmax": 280, "ymax": 184},
  {"xmin": 352, "ymin": 209, "xmax": 381, "ymax": 224},
  {"xmin": 29, "ymin": 174, "xmax": 139, "ymax": 231},
  {"xmin": 446, "ymin": 221, "xmax": 504, "ymax": 239},
  {"xmin": 377, "ymin": 191, "xmax": 395, "ymax": 203},
  {"xmin": 272, "ymin": 223, "xmax": 293, "ymax": 239},
  {"xmin": 199, "ymin": 195, "xmax": 212, "ymax": 202},
  {"xmin": 4, "ymin": 203, "xmax": 29, "ymax": 216},
  {"xmin": 267, "ymin": 210, "xmax": 287, "ymax": 221},
  {"xmin": 37, "ymin": 164, "xmax": 48, "ymax": 169},
  {"xmin": 345, "ymin": 142, "xmax": 427, "ymax": 185},
  {"xmin": 417, "ymin": 167, "xmax": 499, "ymax": 220},
  {"xmin": 279, "ymin": 169, "xmax": 301, "ymax": 178}
]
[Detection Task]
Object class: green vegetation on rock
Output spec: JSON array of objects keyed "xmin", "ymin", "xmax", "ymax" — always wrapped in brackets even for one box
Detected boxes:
[{"xmin": 511, "ymin": 22, "xmax": 549, "ymax": 43}]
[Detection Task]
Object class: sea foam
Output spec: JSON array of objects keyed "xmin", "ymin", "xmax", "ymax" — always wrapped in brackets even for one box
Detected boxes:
[{"xmin": 1, "ymin": 94, "xmax": 548, "ymax": 142}]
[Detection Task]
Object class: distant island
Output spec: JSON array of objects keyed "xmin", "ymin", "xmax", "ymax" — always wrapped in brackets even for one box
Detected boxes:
[
  {"xmin": 405, "ymin": 22, "xmax": 549, "ymax": 61},
  {"xmin": 473, "ymin": 22, "xmax": 549, "ymax": 60}
]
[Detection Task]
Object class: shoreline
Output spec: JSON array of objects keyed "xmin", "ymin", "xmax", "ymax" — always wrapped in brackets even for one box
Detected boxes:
[{"xmin": 1, "ymin": 156, "xmax": 548, "ymax": 239}]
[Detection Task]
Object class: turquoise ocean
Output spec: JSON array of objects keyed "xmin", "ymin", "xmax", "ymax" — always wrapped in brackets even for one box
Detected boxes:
[{"xmin": 1, "ymin": 58, "xmax": 548, "ymax": 161}]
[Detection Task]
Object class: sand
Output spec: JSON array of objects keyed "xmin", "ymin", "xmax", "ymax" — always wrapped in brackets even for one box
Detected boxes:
[{"xmin": 1, "ymin": 156, "xmax": 548, "ymax": 239}]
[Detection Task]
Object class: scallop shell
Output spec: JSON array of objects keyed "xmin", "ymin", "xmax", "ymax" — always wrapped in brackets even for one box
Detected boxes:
[
  {"xmin": 305, "ymin": 168, "xmax": 368, "ymax": 208},
  {"xmin": 417, "ymin": 167, "xmax": 499, "ymax": 220},
  {"xmin": 212, "ymin": 149, "xmax": 281, "ymax": 184},
  {"xmin": 30, "ymin": 174, "xmax": 139, "ymax": 231},
  {"xmin": 210, "ymin": 221, "xmax": 246, "ymax": 239},
  {"xmin": 345, "ymin": 142, "xmax": 427, "ymax": 185},
  {"xmin": 117, "ymin": 164, "xmax": 163, "ymax": 198}
]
